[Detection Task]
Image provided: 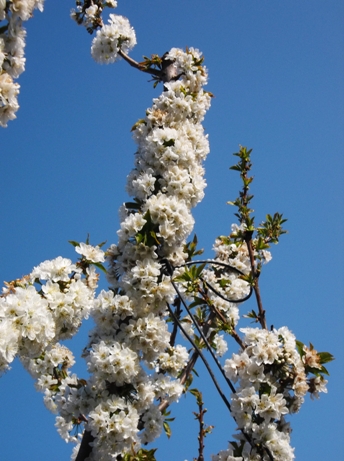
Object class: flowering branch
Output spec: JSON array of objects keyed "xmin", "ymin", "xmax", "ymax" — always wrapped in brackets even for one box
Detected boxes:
[
  {"xmin": 0, "ymin": 4, "xmax": 334, "ymax": 461},
  {"xmin": 0, "ymin": 0, "xmax": 45, "ymax": 126}
]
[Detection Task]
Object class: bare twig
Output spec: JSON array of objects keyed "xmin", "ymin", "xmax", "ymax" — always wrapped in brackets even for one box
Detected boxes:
[{"xmin": 192, "ymin": 390, "xmax": 208, "ymax": 461}]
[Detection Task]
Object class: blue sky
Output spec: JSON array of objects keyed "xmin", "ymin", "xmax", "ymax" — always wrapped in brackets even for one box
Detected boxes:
[{"xmin": 0, "ymin": 1, "xmax": 343, "ymax": 460}]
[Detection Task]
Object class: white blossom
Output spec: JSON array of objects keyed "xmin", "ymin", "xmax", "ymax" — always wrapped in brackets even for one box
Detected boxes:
[
  {"xmin": 75, "ymin": 242, "xmax": 105, "ymax": 263},
  {"xmin": 91, "ymin": 14, "xmax": 136, "ymax": 64}
]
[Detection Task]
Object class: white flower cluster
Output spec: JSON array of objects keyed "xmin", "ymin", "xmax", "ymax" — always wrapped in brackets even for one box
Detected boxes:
[
  {"xmin": 0, "ymin": 0, "xmax": 44, "ymax": 126},
  {"xmin": 204, "ymin": 233, "xmax": 252, "ymax": 318},
  {"xmin": 71, "ymin": 0, "xmax": 118, "ymax": 32},
  {"xmin": 181, "ymin": 221, "xmax": 273, "ymax": 348},
  {"xmin": 0, "ymin": 244, "xmax": 103, "ymax": 375},
  {"xmin": 179, "ymin": 225, "xmax": 253, "ymax": 350},
  {"xmin": 72, "ymin": 0, "xmax": 136, "ymax": 65},
  {"xmin": 71, "ymin": 47, "xmax": 210, "ymax": 461},
  {"xmin": 212, "ymin": 327, "xmax": 327, "ymax": 461},
  {"xmin": 91, "ymin": 13, "xmax": 136, "ymax": 64},
  {"xmin": 1, "ymin": 44, "xmax": 211, "ymax": 461}
]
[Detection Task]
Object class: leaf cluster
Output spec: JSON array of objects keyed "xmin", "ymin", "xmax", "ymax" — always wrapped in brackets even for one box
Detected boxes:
[
  {"xmin": 183, "ymin": 234, "xmax": 204, "ymax": 262},
  {"xmin": 121, "ymin": 448, "xmax": 157, "ymax": 461},
  {"xmin": 296, "ymin": 340, "xmax": 335, "ymax": 377},
  {"xmin": 228, "ymin": 146, "xmax": 287, "ymax": 264}
]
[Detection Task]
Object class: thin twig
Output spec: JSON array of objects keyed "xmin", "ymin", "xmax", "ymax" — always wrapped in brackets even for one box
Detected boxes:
[
  {"xmin": 165, "ymin": 303, "xmax": 233, "ymax": 413},
  {"xmin": 170, "ymin": 278, "xmax": 237, "ymax": 394},
  {"xmin": 245, "ymin": 238, "xmax": 267, "ymax": 330},
  {"xmin": 193, "ymin": 392, "xmax": 206, "ymax": 461},
  {"xmin": 196, "ymin": 279, "xmax": 246, "ymax": 350},
  {"xmin": 165, "ymin": 301, "xmax": 272, "ymax": 459}
]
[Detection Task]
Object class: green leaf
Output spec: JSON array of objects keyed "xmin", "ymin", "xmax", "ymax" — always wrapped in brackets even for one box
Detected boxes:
[
  {"xmin": 195, "ymin": 262, "xmax": 206, "ymax": 279},
  {"xmin": 243, "ymin": 309, "xmax": 258, "ymax": 319},
  {"xmin": 189, "ymin": 388, "xmax": 201, "ymax": 399},
  {"xmin": 219, "ymin": 279, "xmax": 231, "ymax": 288},
  {"xmin": 188, "ymin": 297, "xmax": 206, "ymax": 308},
  {"xmin": 174, "ymin": 271, "xmax": 193, "ymax": 283},
  {"xmin": 163, "ymin": 421, "xmax": 172, "ymax": 438},
  {"xmin": 184, "ymin": 234, "xmax": 204, "ymax": 260},
  {"xmin": 318, "ymin": 352, "xmax": 335, "ymax": 364},
  {"xmin": 296, "ymin": 340, "xmax": 305, "ymax": 357},
  {"xmin": 68, "ymin": 240, "xmax": 80, "ymax": 247},
  {"xmin": 319, "ymin": 365, "xmax": 330, "ymax": 376},
  {"xmin": 92, "ymin": 262, "xmax": 107, "ymax": 274},
  {"xmin": 306, "ymin": 365, "xmax": 330, "ymax": 376},
  {"xmin": 192, "ymin": 367, "xmax": 199, "ymax": 377},
  {"xmin": 149, "ymin": 230, "xmax": 161, "ymax": 245}
]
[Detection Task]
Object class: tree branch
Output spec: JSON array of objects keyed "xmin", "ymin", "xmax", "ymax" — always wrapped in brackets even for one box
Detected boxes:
[
  {"xmin": 75, "ymin": 430, "xmax": 94, "ymax": 461},
  {"xmin": 118, "ymin": 49, "xmax": 164, "ymax": 78},
  {"xmin": 245, "ymin": 238, "xmax": 267, "ymax": 330}
]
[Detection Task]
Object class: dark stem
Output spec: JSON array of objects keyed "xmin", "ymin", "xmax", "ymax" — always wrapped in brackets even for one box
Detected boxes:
[
  {"xmin": 165, "ymin": 302, "xmax": 233, "ymax": 414},
  {"xmin": 75, "ymin": 430, "xmax": 94, "ymax": 461},
  {"xmin": 195, "ymin": 396, "xmax": 206, "ymax": 461},
  {"xmin": 196, "ymin": 280, "xmax": 246, "ymax": 350},
  {"xmin": 166, "ymin": 300, "xmax": 272, "ymax": 460},
  {"xmin": 169, "ymin": 298, "xmax": 182, "ymax": 347},
  {"xmin": 170, "ymin": 279, "xmax": 237, "ymax": 394},
  {"xmin": 245, "ymin": 238, "xmax": 267, "ymax": 330}
]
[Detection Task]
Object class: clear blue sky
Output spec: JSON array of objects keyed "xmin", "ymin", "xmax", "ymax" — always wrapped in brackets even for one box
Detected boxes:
[{"xmin": 1, "ymin": 1, "xmax": 343, "ymax": 460}]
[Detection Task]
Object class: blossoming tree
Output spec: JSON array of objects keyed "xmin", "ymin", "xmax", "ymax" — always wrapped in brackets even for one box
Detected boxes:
[{"xmin": 0, "ymin": 2, "xmax": 334, "ymax": 461}]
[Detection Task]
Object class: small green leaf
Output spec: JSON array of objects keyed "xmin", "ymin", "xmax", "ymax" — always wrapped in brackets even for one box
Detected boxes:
[
  {"xmin": 296, "ymin": 340, "xmax": 305, "ymax": 357},
  {"xmin": 174, "ymin": 271, "xmax": 193, "ymax": 283},
  {"xmin": 318, "ymin": 352, "xmax": 335, "ymax": 364},
  {"xmin": 68, "ymin": 240, "xmax": 80, "ymax": 247},
  {"xmin": 92, "ymin": 262, "xmax": 107, "ymax": 274},
  {"xmin": 195, "ymin": 262, "xmax": 206, "ymax": 278},
  {"xmin": 188, "ymin": 297, "xmax": 206, "ymax": 309},
  {"xmin": 189, "ymin": 388, "xmax": 201, "ymax": 398},
  {"xmin": 163, "ymin": 421, "xmax": 172, "ymax": 438},
  {"xmin": 219, "ymin": 279, "xmax": 231, "ymax": 288},
  {"xmin": 243, "ymin": 309, "xmax": 258, "ymax": 319}
]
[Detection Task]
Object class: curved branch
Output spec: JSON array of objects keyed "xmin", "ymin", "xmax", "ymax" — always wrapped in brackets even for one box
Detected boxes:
[{"xmin": 118, "ymin": 49, "xmax": 163, "ymax": 78}]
